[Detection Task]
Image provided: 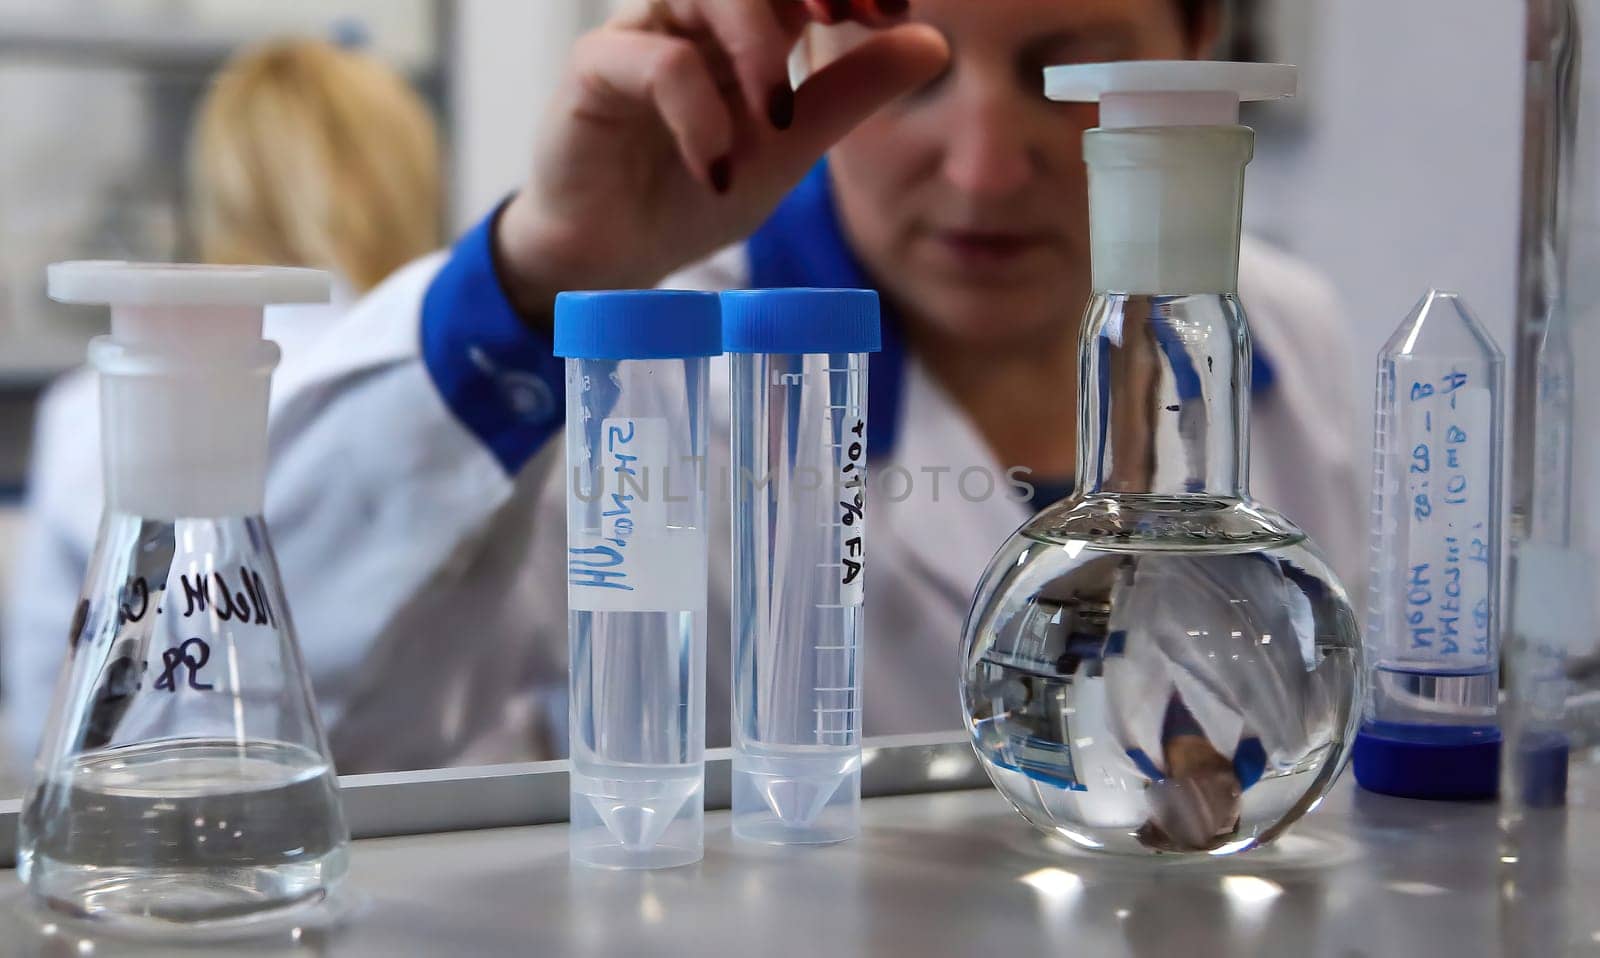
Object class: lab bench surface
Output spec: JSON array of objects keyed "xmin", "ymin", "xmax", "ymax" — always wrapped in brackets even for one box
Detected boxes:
[{"xmin": 0, "ymin": 775, "xmax": 1596, "ymax": 957}]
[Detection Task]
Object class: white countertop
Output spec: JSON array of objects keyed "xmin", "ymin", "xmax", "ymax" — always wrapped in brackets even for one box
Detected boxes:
[{"xmin": 1, "ymin": 767, "xmax": 1596, "ymax": 957}]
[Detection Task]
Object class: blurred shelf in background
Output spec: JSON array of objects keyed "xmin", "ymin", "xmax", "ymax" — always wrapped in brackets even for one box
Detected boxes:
[{"xmin": 0, "ymin": 0, "xmax": 449, "ymax": 500}]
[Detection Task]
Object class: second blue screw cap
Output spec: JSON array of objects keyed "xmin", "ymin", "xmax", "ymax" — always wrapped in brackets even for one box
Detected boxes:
[{"xmin": 721, "ymin": 288, "xmax": 882, "ymax": 355}]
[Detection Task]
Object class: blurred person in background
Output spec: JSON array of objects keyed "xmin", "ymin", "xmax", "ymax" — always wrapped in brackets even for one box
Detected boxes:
[
  {"xmin": 10, "ymin": 0, "xmax": 1363, "ymax": 780},
  {"xmin": 207, "ymin": 0, "xmax": 1361, "ymax": 775},
  {"xmin": 2, "ymin": 37, "xmax": 442, "ymax": 764}
]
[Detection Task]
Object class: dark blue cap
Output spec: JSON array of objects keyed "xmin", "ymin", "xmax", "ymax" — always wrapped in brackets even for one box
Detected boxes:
[
  {"xmin": 1512, "ymin": 730, "xmax": 1570, "ymax": 808},
  {"xmin": 721, "ymin": 288, "xmax": 882, "ymax": 355},
  {"xmin": 1353, "ymin": 722, "xmax": 1501, "ymax": 801},
  {"xmin": 554, "ymin": 290, "xmax": 722, "ymax": 360}
]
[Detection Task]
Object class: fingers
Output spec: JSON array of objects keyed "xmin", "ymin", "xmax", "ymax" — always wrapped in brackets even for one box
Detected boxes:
[
  {"xmin": 778, "ymin": 23, "xmax": 948, "ymax": 166},
  {"xmin": 675, "ymin": 0, "xmax": 797, "ymax": 131},
  {"xmin": 800, "ymin": 0, "xmax": 909, "ymax": 27},
  {"xmin": 570, "ymin": 29, "xmax": 736, "ymax": 192},
  {"xmin": 658, "ymin": 0, "xmax": 913, "ymax": 132},
  {"xmin": 570, "ymin": 4, "xmax": 942, "ymax": 198}
]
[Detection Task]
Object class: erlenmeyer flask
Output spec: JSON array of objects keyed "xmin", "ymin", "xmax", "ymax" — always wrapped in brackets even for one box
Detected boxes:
[{"xmin": 18, "ymin": 263, "xmax": 349, "ymax": 930}]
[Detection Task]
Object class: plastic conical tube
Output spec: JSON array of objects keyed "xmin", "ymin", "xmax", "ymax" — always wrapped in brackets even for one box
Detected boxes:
[
  {"xmin": 722, "ymin": 289, "xmax": 881, "ymax": 846},
  {"xmin": 1354, "ymin": 290, "xmax": 1505, "ymax": 800},
  {"xmin": 556, "ymin": 291, "xmax": 721, "ymax": 870}
]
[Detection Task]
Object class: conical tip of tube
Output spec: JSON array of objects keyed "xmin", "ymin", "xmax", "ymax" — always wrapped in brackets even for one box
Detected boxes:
[{"xmin": 1384, "ymin": 288, "xmax": 1503, "ymax": 361}]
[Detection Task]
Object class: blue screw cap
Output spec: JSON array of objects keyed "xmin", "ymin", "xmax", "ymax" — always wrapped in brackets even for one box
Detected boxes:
[
  {"xmin": 554, "ymin": 290, "xmax": 722, "ymax": 360},
  {"xmin": 721, "ymin": 288, "xmax": 882, "ymax": 355},
  {"xmin": 1353, "ymin": 722, "xmax": 1501, "ymax": 801}
]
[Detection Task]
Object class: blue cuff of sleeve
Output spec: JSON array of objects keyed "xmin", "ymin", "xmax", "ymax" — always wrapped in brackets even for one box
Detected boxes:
[{"xmin": 421, "ymin": 202, "xmax": 565, "ymax": 475}]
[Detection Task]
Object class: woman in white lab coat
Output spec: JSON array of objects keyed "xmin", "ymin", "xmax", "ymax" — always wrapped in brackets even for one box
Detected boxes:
[
  {"xmin": 7, "ymin": 1, "xmax": 1362, "ymax": 773},
  {"xmin": 3, "ymin": 38, "xmax": 444, "ymax": 760}
]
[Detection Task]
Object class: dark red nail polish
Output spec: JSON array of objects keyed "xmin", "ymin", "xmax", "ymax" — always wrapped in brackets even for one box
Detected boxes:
[
  {"xmin": 768, "ymin": 83, "xmax": 795, "ymax": 131},
  {"xmin": 875, "ymin": 0, "xmax": 909, "ymax": 16},
  {"xmin": 710, "ymin": 156, "xmax": 733, "ymax": 194},
  {"xmin": 826, "ymin": 0, "xmax": 852, "ymax": 22}
]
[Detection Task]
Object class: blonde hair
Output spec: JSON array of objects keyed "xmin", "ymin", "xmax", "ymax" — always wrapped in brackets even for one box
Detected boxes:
[{"xmin": 189, "ymin": 38, "xmax": 442, "ymax": 293}]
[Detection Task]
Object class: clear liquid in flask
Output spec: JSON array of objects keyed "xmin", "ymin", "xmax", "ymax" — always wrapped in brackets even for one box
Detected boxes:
[
  {"xmin": 964, "ymin": 503, "xmax": 1360, "ymax": 855},
  {"xmin": 21, "ymin": 739, "xmax": 346, "ymax": 923},
  {"xmin": 19, "ymin": 512, "xmax": 350, "ymax": 929}
]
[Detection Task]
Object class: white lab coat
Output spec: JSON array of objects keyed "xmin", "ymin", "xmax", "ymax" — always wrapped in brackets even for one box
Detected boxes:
[{"xmin": 3, "ymin": 237, "xmax": 1362, "ymax": 772}]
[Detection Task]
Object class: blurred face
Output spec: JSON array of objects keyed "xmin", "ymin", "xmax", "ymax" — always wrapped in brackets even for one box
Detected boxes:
[{"xmin": 816, "ymin": 1, "xmax": 1202, "ymax": 350}]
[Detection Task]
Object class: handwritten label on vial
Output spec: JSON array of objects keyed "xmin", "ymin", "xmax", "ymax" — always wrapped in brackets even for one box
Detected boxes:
[
  {"xmin": 76, "ymin": 563, "xmax": 280, "ymax": 703},
  {"xmin": 1403, "ymin": 368, "xmax": 1493, "ymax": 667},
  {"xmin": 568, "ymin": 417, "xmax": 707, "ymax": 612},
  {"xmin": 839, "ymin": 418, "xmax": 867, "ymax": 607},
  {"xmin": 179, "ymin": 567, "xmax": 276, "ymax": 626},
  {"xmin": 153, "ymin": 638, "xmax": 213, "ymax": 691}
]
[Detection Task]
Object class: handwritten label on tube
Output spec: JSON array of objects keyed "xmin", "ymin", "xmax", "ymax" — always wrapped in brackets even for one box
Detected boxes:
[
  {"xmin": 838, "ymin": 417, "xmax": 867, "ymax": 607},
  {"xmin": 1403, "ymin": 370, "xmax": 1492, "ymax": 668},
  {"xmin": 568, "ymin": 417, "xmax": 707, "ymax": 613}
]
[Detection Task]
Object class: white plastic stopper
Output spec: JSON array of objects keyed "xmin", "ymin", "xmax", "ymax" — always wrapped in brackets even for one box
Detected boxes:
[
  {"xmin": 1044, "ymin": 60, "xmax": 1297, "ymax": 128},
  {"xmin": 48, "ymin": 262, "xmax": 331, "ymax": 519},
  {"xmin": 50, "ymin": 262, "xmax": 328, "ymax": 353},
  {"xmin": 48, "ymin": 261, "xmax": 328, "ymax": 306},
  {"xmin": 1042, "ymin": 62, "xmax": 1297, "ymax": 294}
]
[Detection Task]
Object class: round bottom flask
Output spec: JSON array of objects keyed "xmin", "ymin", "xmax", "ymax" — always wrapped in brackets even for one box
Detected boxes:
[
  {"xmin": 961, "ymin": 496, "xmax": 1360, "ymax": 856},
  {"xmin": 962, "ymin": 62, "xmax": 1365, "ymax": 857}
]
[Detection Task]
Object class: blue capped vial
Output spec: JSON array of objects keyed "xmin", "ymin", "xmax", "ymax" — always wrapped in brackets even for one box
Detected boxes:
[
  {"xmin": 555, "ymin": 290, "xmax": 721, "ymax": 869},
  {"xmin": 1354, "ymin": 290, "xmax": 1505, "ymax": 800},
  {"xmin": 723, "ymin": 289, "xmax": 881, "ymax": 845}
]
